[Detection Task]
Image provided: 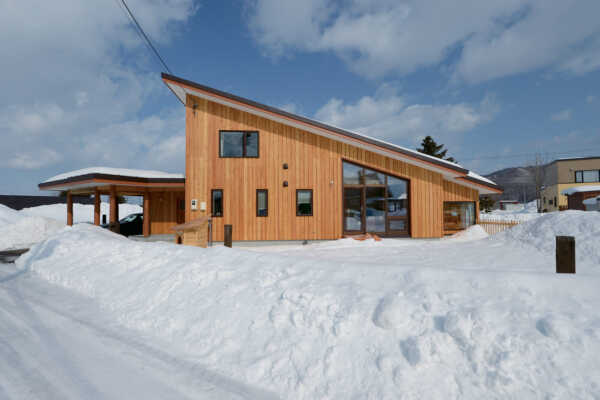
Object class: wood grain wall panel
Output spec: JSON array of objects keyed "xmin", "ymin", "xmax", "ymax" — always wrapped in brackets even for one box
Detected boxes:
[
  {"xmin": 184, "ymin": 94, "xmax": 481, "ymax": 241},
  {"xmin": 149, "ymin": 191, "xmax": 184, "ymax": 234}
]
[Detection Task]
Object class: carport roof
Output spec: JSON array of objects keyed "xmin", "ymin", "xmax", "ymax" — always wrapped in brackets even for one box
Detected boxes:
[{"xmin": 39, "ymin": 167, "xmax": 185, "ymax": 193}]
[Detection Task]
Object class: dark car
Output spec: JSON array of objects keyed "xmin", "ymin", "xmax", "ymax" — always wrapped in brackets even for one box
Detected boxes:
[{"xmin": 101, "ymin": 213, "xmax": 143, "ymax": 237}]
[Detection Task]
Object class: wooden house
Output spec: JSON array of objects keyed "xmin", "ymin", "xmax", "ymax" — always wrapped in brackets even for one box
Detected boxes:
[
  {"xmin": 161, "ymin": 74, "xmax": 501, "ymax": 241},
  {"xmin": 39, "ymin": 74, "xmax": 502, "ymax": 242}
]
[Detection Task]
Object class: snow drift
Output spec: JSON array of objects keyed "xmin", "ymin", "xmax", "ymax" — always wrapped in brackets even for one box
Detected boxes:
[
  {"xmin": 0, "ymin": 203, "xmax": 142, "ymax": 250},
  {"xmin": 0, "ymin": 204, "xmax": 64, "ymax": 250},
  {"xmin": 495, "ymin": 210, "xmax": 600, "ymax": 266},
  {"xmin": 17, "ymin": 212, "xmax": 600, "ymax": 399}
]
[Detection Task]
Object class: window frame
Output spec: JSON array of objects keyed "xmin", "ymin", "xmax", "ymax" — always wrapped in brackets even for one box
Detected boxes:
[
  {"xmin": 296, "ymin": 189, "xmax": 313, "ymax": 217},
  {"xmin": 575, "ymin": 169, "xmax": 600, "ymax": 183},
  {"xmin": 256, "ymin": 189, "xmax": 268, "ymax": 217},
  {"xmin": 443, "ymin": 201, "xmax": 476, "ymax": 231},
  {"xmin": 219, "ymin": 130, "xmax": 259, "ymax": 158},
  {"xmin": 211, "ymin": 189, "xmax": 223, "ymax": 217}
]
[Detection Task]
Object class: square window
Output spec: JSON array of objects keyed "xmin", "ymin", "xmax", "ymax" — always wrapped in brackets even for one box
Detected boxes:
[{"xmin": 219, "ymin": 131, "xmax": 259, "ymax": 158}]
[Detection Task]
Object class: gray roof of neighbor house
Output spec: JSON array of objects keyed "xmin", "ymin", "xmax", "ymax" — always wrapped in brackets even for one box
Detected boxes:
[{"xmin": 162, "ymin": 73, "xmax": 502, "ymax": 194}]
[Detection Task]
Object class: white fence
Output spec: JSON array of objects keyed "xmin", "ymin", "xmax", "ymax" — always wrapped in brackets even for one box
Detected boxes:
[{"xmin": 478, "ymin": 219, "xmax": 521, "ymax": 235}]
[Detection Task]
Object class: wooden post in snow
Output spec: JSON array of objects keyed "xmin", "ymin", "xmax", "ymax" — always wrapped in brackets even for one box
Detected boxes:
[
  {"xmin": 143, "ymin": 191, "xmax": 150, "ymax": 237},
  {"xmin": 556, "ymin": 236, "xmax": 575, "ymax": 274},
  {"xmin": 94, "ymin": 188, "xmax": 101, "ymax": 226},
  {"xmin": 224, "ymin": 224, "xmax": 233, "ymax": 248},
  {"xmin": 66, "ymin": 191, "xmax": 73, "ymax": 226}
]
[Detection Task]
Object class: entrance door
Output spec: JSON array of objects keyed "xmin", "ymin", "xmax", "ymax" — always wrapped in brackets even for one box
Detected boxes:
[
  {"xmin": 176, "ymin": 197, "xmax": 185, "ymax": 224},
  {"xmin": 342, "ymin": 161, "xmax": 410, "ymax": 237}
]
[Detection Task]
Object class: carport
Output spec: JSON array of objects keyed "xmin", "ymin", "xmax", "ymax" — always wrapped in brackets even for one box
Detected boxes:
[{"xmin": 39, "ymin": 168, "xmax": 185, "ymax": 236}]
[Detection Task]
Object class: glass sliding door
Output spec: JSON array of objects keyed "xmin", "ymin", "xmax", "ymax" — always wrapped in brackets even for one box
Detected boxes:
[
  {"xmin": 365, "ymin": 187, "xmax": 386, "ymax": 232},
  {"xmin": 386, "ymin": 176, "xmax": 409, "ymax": 234},
  {"xmin": 344, "ymin": 188, "xmax": 363, "ymax": 232},
  {"xmin": 342, "ymin": 161, "xmax": 410, "ymax": 236}
]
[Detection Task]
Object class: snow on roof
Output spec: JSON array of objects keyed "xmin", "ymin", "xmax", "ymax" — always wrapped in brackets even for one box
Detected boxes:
[
  {"xmin": 44, "ymin": 167, "xmax": 184, "ymax": 183},
  {"xmin": 582, "ymin": 196, "xmax": 600, "ymax": 205},
  {"xmin": 561, "ymin": 185, "xmax": 600, "ymax": 196},
  {"xmin": 467, "ymin": 171, "xmax": 496, "ymax": 185}
]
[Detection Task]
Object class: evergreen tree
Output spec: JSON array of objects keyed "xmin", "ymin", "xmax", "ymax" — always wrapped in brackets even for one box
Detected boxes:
[
  {"xmin": 480, "ymin": 196, "xmax": 495, "ymax": 213},
  {"xmin": 417, "ymin": 136, "xmax": 456, "ymax": 162}
]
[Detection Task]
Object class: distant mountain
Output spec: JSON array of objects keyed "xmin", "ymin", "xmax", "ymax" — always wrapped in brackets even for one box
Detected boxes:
[{"xmin": 484, "ymin": 166, "xmax": 538, "ymax": 203}]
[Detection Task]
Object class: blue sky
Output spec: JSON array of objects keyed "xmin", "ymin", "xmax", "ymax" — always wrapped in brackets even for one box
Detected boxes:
[{"xmin": 1, "ymin": 0, "xmax": 600, "ymax": 194}]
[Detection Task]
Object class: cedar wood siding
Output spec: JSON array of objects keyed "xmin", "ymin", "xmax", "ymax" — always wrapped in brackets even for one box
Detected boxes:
[
  {"xmin": 149, "ymin": 191, "xmax": 185, "ymax": 235},
  {"xmin": 185, "ymin": 94, "xmax": 479, "ymax": 241}
]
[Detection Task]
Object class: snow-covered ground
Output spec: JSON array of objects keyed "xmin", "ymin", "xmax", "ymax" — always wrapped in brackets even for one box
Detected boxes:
[
  {"xmin": 14, "ymin": 211, "xmax": 600, "ymax": 399},
  {"xmin": 0, "ymin": 263, "xmax": 276, "ymax": 399},
  {"xmin": 0, "ymin": 203, "xmax": 141, "ymax": 250},
  {"xmin": 480, "ymin": 200, "xmax": 541, "ymax": 222}
]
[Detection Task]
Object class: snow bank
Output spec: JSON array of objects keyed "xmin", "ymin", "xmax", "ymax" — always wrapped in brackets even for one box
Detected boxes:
[
  {"xmin": 446, "ymin": 225, "xmax": 488, "ymax": 241},
  {"xmin": 480, "ymin": 200, "xmax": 541, "ymax": 222},
  {"xmin": 494, "ymin": 210, "xmax": 600, "ymax": 266},
  {"xmin": 0, "ymin": 204, "xmax": 22, "ymax": 225},
  {"xmin": 18, "ymin": 219, "xmax": 600, "ymax": 399},
  {"xmin": 0, "ymin": 203, "xmax": 141, "ymax": 250},
  {"xmin": 0, "ymin": 217, "xmax": 65, "ymax": 251}
]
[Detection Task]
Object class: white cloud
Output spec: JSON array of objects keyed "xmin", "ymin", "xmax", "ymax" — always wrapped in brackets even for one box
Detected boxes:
[
  {"xmin": 279, "ymin": 103, "xmax": 300, "ymax": 114},
  {"xmin": 247, "ymin": 0, "xmax": 600, "ymax": 82},
  {"xmin": 314, "ymin": 87, "xmax": 499, "ymax": 146},
  {"xmin": 7, "ymin": 149, "xmax": 62, "ymax": 170},
  {"xmin": 550, "ymin": 109, "xmax": 572, "ymax": 121},
  {"xmin": 0, "ymin": 0, "xmax": 195, "ymax": 176}
]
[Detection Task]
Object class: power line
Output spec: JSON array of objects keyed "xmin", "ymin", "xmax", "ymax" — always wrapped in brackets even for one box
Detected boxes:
[
  {"xmin": 115, "ymin": 0, "xmax": 173, "ymax": 74},
  {"xmin": 456, "ymin": 146, "xmax": 600, "ymax": 162}
]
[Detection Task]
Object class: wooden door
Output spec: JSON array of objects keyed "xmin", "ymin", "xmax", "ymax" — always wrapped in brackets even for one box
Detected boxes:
[{"xmin": 176, "ymin": 197, "xmax": 185, "ymax": 224}]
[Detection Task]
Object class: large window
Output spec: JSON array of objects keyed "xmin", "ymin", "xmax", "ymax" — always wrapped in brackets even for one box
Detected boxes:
[
  {"xmin": 342, "ymin": 161, "xmax": 409, "ymax": 235},
  {"xmin": 211, "ymin": 189, "xmax": 223, "ymax": 217},
  {"xmin": 443, "ymin": 202, "xmax": 475, "ymax": 231},
  {"xmin": 219, "ymin": 131, "xmax": 259, "ymax": 158},
  {"xmin": 575, "ymin": 170, "xmax": 600, "ymax": 183},
  {"xmin": 296, "ymin": 189, "xmax": 313, "ymax": 216},
  {"xmin": 256, "ymin": 189, "xmax": 268, "ymax": 217}
]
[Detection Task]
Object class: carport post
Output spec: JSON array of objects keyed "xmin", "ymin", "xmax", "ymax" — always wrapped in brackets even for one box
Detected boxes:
[
  {"xmin": 66, "ymin": 191, "xmax": 73, "ymax": 226},
  {"xmin": 143, "ymin": 190, "xmax": 150, "ymax": 237},
  {"xmin": 109, "ymin": 185, "xmax": 118, "ymax": 224},
  {"xmin": 94, "ymin": 188, "xmax": 101, "ymax": 226}
]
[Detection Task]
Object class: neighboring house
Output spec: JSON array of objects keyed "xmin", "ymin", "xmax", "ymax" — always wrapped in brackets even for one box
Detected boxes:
[
  {"xmin": 498, "ymin": 200, "xmax": 520, "ymax": 211},
  {"xmin": 561, "ymin": 186, "xmax": 600, "ymax": 211},
  {"xmin": 540, "ymin": 157, "xmax": 600, "ymax": 212},
  {"xmin": 39, "ymin": 74, "xmax": 502, "ymax": 242}
]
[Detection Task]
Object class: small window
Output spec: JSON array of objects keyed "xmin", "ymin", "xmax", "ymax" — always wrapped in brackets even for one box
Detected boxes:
[
  {"xmin": 296, "ymin": 189, "xmax": 313, "ymax": 216},
  {"xmin": 211, "ymin": 189, "xmax": 223, "ymax": 217},
  {"xmin": 219, "ymin": 131, "xmax": 259, "ymax": 158},
  {"xmin": 256, "ymin": 189, "xmax": 268, "ymax": 217},
  {"xmin": 554, "ymin": 197, "xmax": 557, "ymax": 207}
]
